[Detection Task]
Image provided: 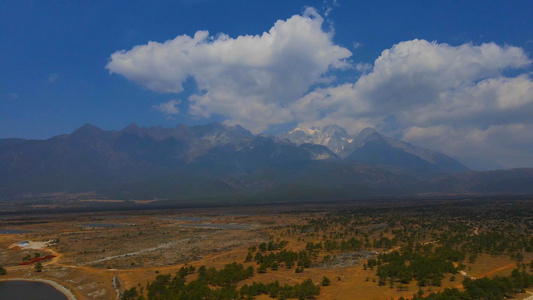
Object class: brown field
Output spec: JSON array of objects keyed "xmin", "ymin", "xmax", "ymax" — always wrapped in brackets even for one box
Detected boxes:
[{"xmin": 1, "ymin": 199, "xmax": 532, "ymax": 300}]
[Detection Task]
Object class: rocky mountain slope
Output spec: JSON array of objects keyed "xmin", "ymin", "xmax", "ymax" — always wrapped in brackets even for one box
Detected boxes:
[
  {"xmin": 0, "ymin": 123, "xmax": 530, "ymax": 202},
  {"xmin": 280, "ymin": 126, "xmax": 469, "ymax": 172}
]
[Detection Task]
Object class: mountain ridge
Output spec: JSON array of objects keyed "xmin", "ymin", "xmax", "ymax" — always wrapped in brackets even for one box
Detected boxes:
[
  {"xmin": 280, "ymin": 125, "xmax": 469, "ymax": 173},
  {"xmin": 0, "ymin": 122, "xmax": 530, "ymax": 202}
]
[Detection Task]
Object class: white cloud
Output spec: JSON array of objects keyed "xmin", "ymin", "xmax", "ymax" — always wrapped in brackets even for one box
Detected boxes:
[
  {"xmin": 403, "ymin": 124, "xmax": 533, "ymax": 170},
  {"xmin": 323, "ymin": 0, "xmax": 339, "ymax": 17},
  {"xmin": 107, "ymin": 7, "xmax": 351, "ymax": 132},
  {"xmin": 353, "ymin": 40, "xmax": 530, "ymax": 117},
  {"xmin": 353, "ymin": 42, "xmax": 363, "ymax": 49},
  {"xmin": 107, "ymin": 11, "xmax": 533, "ymax": 169},
  {"xmin": 355, "ymin": 62, "xmax": 372, "ymax": 73},
  {"xmin": 290, "ymin": 39, "xmax": 533, "ymax": 168},
  {"xmin": 153, "ymin": 99, "xmax": 181, "ymax": 116}
]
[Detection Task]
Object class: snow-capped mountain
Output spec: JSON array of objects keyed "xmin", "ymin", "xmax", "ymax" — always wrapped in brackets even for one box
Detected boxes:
[
  {"xmin": 279, "ymin": 125, "xmax": 354, "ymax": 155},
  {"xmin": 280, "ymin": 125, "xmax": 470, "ymax": 173}
]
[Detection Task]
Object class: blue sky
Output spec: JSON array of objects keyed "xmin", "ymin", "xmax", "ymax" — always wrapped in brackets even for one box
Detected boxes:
[{"xmin": 1, "ymin": 0, "xmax": 533, "ymax": 169}]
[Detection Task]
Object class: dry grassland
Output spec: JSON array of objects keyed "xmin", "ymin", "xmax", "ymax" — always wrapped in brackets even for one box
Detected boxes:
[{"xmin": 0, "ymin": 201, "xmax": 532, "ymax": 300}]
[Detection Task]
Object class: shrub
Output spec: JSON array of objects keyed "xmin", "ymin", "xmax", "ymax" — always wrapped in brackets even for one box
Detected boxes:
[{"xmin": 321, "ymin": 276, "xmax": 331, "ymax": 286}]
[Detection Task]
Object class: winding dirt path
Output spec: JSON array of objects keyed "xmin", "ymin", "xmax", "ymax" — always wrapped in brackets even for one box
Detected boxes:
[{"xmin": 481, "ymin": 263, "xmax": 517, "ymax": 277}]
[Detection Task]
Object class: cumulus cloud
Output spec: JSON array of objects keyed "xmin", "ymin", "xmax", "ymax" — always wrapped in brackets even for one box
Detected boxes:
[
  {"xmin": 355, "ymin": 62, "xmax": 372, "ymax": 73},
  {"xmin": 107, "ymin": 9, "xmax": 533, "ymax": 169},
  {"xmin": 403, "ymin": 124, "xmax": 533, "ymax": 170},
  {"xmin": 153, "ymin": 99, "xmax": 181, "ymax": 117},
  {"xmin": 107, "ymin": 7, "xmax": 351, "ymax": 132},
  {"xmin": 291, "ymin": 39, "xmax": 533, "ymax": 168}
]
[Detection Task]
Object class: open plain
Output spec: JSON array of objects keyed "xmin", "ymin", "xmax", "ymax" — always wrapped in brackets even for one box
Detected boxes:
[{"xmin": 1, "ymin": 198, "xmax": 533, "ymax": 300}]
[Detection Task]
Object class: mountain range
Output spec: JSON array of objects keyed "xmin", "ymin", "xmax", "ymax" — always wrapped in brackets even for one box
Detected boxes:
[
  {"xmin": 280, "ymin": 125, "xmax": 469, "ymax": 173},
  {"xmin": 1, "ymin": 123, "xmax": 532, "ymax": 203}
]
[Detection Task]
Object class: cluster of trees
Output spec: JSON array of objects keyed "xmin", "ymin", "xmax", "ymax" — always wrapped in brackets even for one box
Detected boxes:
[
  {"xmin": 305, "ymin": 242, "xmax": 322, "ymax": 251},
  {"xmin": 176, "ymin": 265, "xmax": 195, "ymax": 277},
  {"xmin": 306, "ymin": 214, "xmax": 358, "ymax": 232},
  {"xmin": 408, "ymin": 268, "xmax": 533, "ymax": 300},
  {"xmin": 461, "ymin": 232, "xmax": 531, "ymax": 255},
  {"xmin": 287, "ymin": 201, "xmax": 533, "ymax": 296},
  {"xmin": 244, "ymin": 240, "xmax": 316, "ymax": 273},
  {"xmin": 0, "ymin": 266, "xmax": 6, "ymax": 275},
  {"xmin": 121, "ymin": 262, "xmax": 321, "ymax": 300},
  {"xmin": 369, "ymin": 249, "xmax": 458, "ymax": 287},
  {"xmin": 375, "ymin": 236, "xmax": 398, "ymax": 249},
  {"xmin": 240, "ymin": 279, "xmax": 320, "ymax": 300},
  {"xmin": 252, "ymin": 249, "xmax": 313, "ymax": 273},
  {"xmin": 257, "ymin": 241, "xmax": 289, "ymax": 252},
  {"xmin": 197, "ymin": 263, "xmax": 255, "ymax": 287},
  {"xmin": 122, "ymin": 263, "xmax": 253, "ymax": 300},
  {"xmin": 432, "ymin": 224, "xmax": 532, "ymax": 264},
  {"xmin": 323, "ymin": 238, "xmax": 365, "ymax": 252}
]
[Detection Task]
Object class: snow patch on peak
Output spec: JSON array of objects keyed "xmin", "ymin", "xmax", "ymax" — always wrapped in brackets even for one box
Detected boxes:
[
  {"xmin": 281, "ymin": 125, "xmax": 355, "ymax": 155},
  {"xmin": 289, "ymin": 127, "xmax": 319, "ymax": 135}
]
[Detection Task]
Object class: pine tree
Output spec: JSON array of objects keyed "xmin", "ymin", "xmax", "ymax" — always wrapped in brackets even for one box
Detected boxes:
[{"xmin": 35, "ymin": 262, "xmax": 43, "ymax": 272}]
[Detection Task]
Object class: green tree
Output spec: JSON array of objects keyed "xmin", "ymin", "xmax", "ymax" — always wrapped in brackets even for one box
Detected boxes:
[
  {"xmin": 257, "ymin": 264, "xmax": 267, "ymax": 273},
  {"xmin": 245, "ymin": 252, "xmax": 253, "ymax": 262},
  {"xmin": 0, "ymin": 266, "xmax": 6, "ymax": 275},
  {"xmin": 35, "ymin": 262, "xmax": 43, "ymax": 272},
  {"xmin": 321, "ymin": 276, "xmax": 331, "ymax": 286},
  {"xmin": 271, "ymin": 262, "xmax": 278, "ymax": 271},
  {"xmin": 120, "ymin": 287, "xmax": 138, "ymax": 300}
]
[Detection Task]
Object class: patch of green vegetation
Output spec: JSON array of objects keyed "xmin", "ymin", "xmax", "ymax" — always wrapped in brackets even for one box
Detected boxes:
[
  {"xmin": 409, "ymin": 268, "xmax": 533, "ymax": 300},
  {"xmin": 121, "ymin": 262, "xmax": 320, "ymax": 300}
]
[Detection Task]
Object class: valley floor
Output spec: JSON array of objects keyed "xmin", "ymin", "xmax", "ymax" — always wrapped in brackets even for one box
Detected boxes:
[{"xmin": 1, "ymin": 198, "xmax": 532, "ymax": 300}]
